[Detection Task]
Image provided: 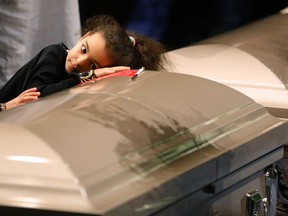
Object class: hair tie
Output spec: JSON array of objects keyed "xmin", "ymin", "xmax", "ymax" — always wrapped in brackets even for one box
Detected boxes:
[{"xmin": 129, "ymin": 36, "xmax": 136, "ymax": 47}]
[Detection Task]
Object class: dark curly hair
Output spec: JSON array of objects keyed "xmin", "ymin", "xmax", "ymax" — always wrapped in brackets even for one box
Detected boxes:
[{"xmin": 81, "ymin": 15, "xmax": 167, "ymax": 71}]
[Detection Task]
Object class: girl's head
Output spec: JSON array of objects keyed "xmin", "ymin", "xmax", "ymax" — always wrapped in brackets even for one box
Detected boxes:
[
  {"xmin": 65, "ymin": 30, "xmax": 115, "ymax": 73},
  {"xmin": 66, "ymin": 15, "xmax": 167, "ymax": 74}
]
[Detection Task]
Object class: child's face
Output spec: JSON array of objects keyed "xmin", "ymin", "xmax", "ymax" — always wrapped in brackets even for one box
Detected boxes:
[{"xmin": 65, "ymin": 32, "xmax": 113, "ymax": 73}]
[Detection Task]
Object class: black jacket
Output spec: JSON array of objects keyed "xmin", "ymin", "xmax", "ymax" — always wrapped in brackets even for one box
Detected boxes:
[{"xmin": 0, "ymin": 43, "xmax": 80, "ymax": 103}]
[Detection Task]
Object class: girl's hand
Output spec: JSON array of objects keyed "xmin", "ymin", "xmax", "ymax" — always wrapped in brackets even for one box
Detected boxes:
[
  {"xmin": 94, "ymin": 66, "xmax": 130, "ymax": 77},
  {"xmin": 5, "ymin": 87, "xmax": 40, "ymax": 110}
]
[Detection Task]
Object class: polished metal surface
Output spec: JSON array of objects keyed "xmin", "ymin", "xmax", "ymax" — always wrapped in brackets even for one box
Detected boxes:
[
  {"xmin": 0, "ymin": 71, "xmax": 287, "ymax": 215},
  {"xmin": 198, "ymin": 13, "xmax": 288, "ymax": 88},
  {"xmin": 165, "ymin": 12, "xmax": 288, "ymax": 118}
]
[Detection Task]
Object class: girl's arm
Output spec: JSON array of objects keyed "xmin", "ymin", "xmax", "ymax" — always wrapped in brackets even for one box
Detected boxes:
[{"xmin": 3, "ymin": 87, "xmax": 40, "ymax": 111}]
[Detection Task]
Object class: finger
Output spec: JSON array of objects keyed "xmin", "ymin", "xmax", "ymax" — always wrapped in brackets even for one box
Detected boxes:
[
  {"xmin": 94, "ymin": 69, "xmax": 114, "ymax": 77},
  {"xmin": 27, "ymin": 96, "xmax": 39, "ymax": 101},
  {"xmin": 19, "ymin": 88, "xmax": 38, "ymax": 96},
  {"xmin": 94, "ymin": 66, "xmax": 130, "ymax": 77},
  {"xmin": 24, "ymin": 87, "xmax": 38, "ymax": 93},
  {"xmin": 20, "ymin": 96, "xmax": 39, "ymax": 104},
  {"xmin": 112, "ymin": 66, "xmax": 130, "ymax": 71},
  {"xmin": 20, "ymin": 92, "xmax": 40, "ymax": 101},
  {"xmin": 24, "ymin": 92, "xmax": 41, "ymax": 96},
  {"xmin": 20, "ymin": 93, "xmax": 40, "ymax": 100}
]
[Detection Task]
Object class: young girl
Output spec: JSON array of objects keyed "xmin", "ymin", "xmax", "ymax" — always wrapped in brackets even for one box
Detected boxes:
[{"xmin": 0, "ymin": 14, "xmax": 167, "ymax": 111}]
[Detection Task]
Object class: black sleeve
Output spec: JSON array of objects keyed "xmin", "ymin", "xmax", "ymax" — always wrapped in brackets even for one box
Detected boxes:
[
  {"xmin": 26, "ymin": 45, "xmax": 80, "ymax": 97},
  {"xmin": 34, "ymin": 73, "xmax": 80, "ymax": 97}
]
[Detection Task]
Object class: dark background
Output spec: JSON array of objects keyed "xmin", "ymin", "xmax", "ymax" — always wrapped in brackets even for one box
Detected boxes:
[{"xmin": 78, "ymin": 0, "xmax": 288, "ymax": 50}]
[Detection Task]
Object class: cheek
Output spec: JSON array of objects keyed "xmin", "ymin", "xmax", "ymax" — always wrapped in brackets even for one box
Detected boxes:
[
  {"xmin": 65, "ymin": 60, "xmax": 71, "ymax": 73},
  {"xmin": 65, "ymin": 54, "xmax": 73, "ymax": 74},
  {"xmin": 65, "ymin": 51, "xmax": 75, "ymax": 73}
]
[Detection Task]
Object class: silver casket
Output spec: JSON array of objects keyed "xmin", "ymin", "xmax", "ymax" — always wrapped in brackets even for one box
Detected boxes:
[
  {"xmin": 0, "ymin": 71, "xmax": 287, "ymax": 216},
  {"xmin": 165, "ymin": 11, "xmax": 288, "ymax": 119}
]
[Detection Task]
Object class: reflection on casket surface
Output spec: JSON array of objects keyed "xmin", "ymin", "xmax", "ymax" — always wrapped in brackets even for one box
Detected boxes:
[
  {"xmin": 0, "ymin": 71, "xmax": 287, "ymax": 215},
  {"xmin": 166, "ymin": 12, "xmax": 288, "ymax": 119}
]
